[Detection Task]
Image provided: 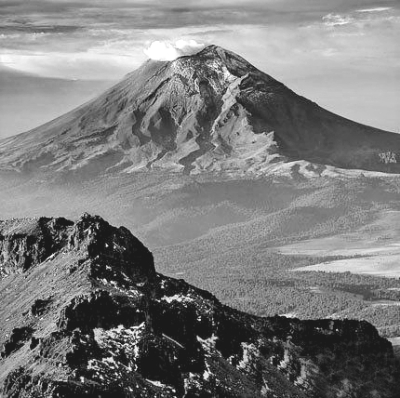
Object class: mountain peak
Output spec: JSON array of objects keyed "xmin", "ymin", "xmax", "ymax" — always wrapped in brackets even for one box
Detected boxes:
[
  {"xmin": 0, "ymin": 213, "xmax": 155, "ymax": 281},
  {"xmin": 191, "ymin": 44, "xmax": 247, "ymax": 62},
  {"xmin": 171, "ymin": 44, "xmax": 258, "ymax": 79},
  {"xmin": 1, "ymin": 45, "xmax": 399, "ymax": 177},
  {"xmin": 0, "ymin": 214, "xmax": 399, "ymax": 397}
]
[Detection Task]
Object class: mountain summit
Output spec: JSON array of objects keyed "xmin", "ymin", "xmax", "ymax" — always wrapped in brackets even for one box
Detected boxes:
[{"xmin": 1, "ymin": 45, "xmax": 400, "ymax": 176}]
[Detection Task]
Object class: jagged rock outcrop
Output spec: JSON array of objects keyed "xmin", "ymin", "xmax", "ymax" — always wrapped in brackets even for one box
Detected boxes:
[
  {"xmin": 0, "ymin": 213, "xmax": 155, "ymax": 280},
  {"xmin": 0, "ymin": 214, "xmax": 399, "ymax": 397},
  {"xmin": 0, "ymin": 217, "xmax": 72, "ymax": 276},
  {"xmin": 1, "ymin": 45, "xmax": 400, "ymax": 178}
]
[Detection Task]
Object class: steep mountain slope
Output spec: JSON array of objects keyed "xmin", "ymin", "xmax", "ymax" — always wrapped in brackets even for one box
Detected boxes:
[
  {"xmin": 0, "ymin": 214, "xmax": 399, "ymax": 398},
  {"xmin": 1, "ymin": 45, "xmax": 399, "ymax": 177}
]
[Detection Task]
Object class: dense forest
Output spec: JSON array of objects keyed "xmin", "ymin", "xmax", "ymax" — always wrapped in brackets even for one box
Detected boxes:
[{"xmin": 156, "ymin": 247, "xmax": 400, "ymax": 339}]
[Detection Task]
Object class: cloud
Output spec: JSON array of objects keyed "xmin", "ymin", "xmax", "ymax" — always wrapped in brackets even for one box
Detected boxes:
[
  {"xmin": 322, "ymin": 13, "xmax": 354, "ymax": 27},
  {"xmin": 0, "ymin": 26, "xmax": 223, "ymax": 79},
  {"xmin": 0, "ymin": 51, "xmax": 137, "ymax": 80},
  {"xmin": 321, "ymin": 7, "xmax": 399, "ymax": 31},
  {"xmin": 357, "ymin": 7, "xmax": 392, "ymax": 13},
  {"xmin": 143, "ymin": 39, "xmax": 205, "ymax": 61}
]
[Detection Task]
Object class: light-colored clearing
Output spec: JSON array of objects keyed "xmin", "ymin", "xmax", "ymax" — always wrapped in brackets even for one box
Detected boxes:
[
  {"xmin": 371, "ymin": 300, "xmax": 400, "ymax": 307},
  {"xmin": 278, "ymin": 210, "xmax": 400, "ymax": 278},
  {"xmin": 292, "ymin": 255, "xmax": 400, "ymax": 278},
  {"xmin": 388, "ymin": 337, "xmax": 400, "ymax": 346}
]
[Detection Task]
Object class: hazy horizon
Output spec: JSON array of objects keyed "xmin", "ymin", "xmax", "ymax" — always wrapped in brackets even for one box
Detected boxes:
[{"xmin": 0, "ymin": 0, "xmax": 399, "ymax": 138}]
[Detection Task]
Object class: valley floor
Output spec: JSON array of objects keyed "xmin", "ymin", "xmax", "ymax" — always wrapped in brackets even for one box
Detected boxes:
[{"xmin": 279, "ymin": 210, "xmax": 400, "ymax": 278}]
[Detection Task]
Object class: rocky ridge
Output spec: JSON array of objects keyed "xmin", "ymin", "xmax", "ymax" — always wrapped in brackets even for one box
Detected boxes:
[{"xmin": 0, "ymin": 214, "xmax": 399, "ymax": 397}]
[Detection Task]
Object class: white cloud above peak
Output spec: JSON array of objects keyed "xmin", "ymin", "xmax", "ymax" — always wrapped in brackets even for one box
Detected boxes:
[{"xmin": 144, "ymin": 39, "xmax": 205, "ymax": 61}]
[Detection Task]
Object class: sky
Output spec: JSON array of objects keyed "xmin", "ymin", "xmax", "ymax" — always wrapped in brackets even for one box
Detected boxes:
[{"xmin": 0, "ymin": 0, "xmax": 399, "ymax": 138}]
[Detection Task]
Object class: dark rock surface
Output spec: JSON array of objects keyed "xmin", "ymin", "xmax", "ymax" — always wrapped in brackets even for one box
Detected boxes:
[
  {"xmin": 0, "ymin": 217, "xmax": 73, "ymax": 276},
  {"xmin": 0, "ymin": 214, "xmax": 399, "ymax": 397},
  {"xmin": 0, "ymin": 213, "xmax": 154, "ymax": 280}
]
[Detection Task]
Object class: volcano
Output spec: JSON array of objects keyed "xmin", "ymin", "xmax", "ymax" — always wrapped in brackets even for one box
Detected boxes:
[{"xmin": 1, "ymin": 45, "xmax": 399, "ymax": 177}]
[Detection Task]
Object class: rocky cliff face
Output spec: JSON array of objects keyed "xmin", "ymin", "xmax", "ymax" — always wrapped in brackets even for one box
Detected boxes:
[
  {"xmin": 0, "ymin": 214, "xmax": 154, "ymax": 280},
  {"xmin": 1, "ymin": 45, "xmax": 400, "ymax": 178},
  {"xmin": 0, "ymin": 214, "xmax": 398, "ymax": 398}
]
